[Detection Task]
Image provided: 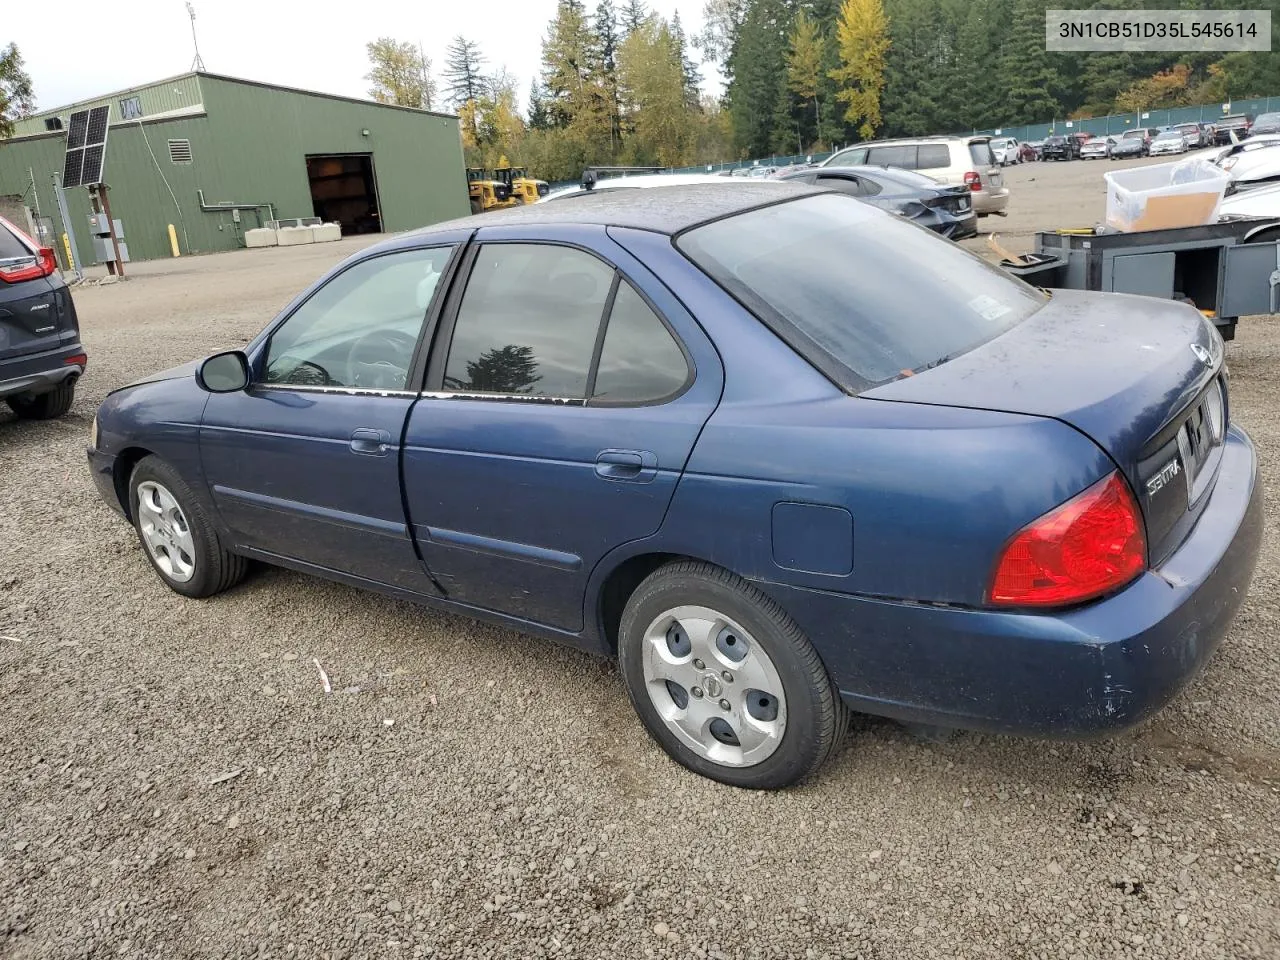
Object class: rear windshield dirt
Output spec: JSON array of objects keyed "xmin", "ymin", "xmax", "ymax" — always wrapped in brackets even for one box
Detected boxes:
[{"xmin": 678, "ymin": 194, "xmax": 1046, "ymax": 391}]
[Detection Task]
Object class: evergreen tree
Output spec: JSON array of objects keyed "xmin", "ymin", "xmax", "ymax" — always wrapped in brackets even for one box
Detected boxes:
[
  {"xmin": 528, "ymin": 79, "xmax": 552, "ymax": 129},
  {"xmin": 442, "ymin": 36, "xmax": 489, "ymax": 110},
  {"xmin": 998, "ymin": 0, "xmax": 1058, "ymax": 125},
  {"xmin": 670, "ymin": 11, "xmax": 702, "ymax": 108},
  {"xmin": 595, "ymin": 0, "xmax": 623, "ymax": 150},
  {"xmin": 726, "ymin": 0, "xmax": 791, "ymax": 156},
  {"xmin": 786, "ymin": 11, "xmax": 826, "ymax": 148},
  {"xmin": 620, "ymin": 0, "xmax": 650, "ymax": 36}
]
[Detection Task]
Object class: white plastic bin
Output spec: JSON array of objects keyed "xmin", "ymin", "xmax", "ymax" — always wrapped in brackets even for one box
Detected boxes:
[{"xmin": 1103, "ymin": 159, "xmax": 1231, "ymax": 232}]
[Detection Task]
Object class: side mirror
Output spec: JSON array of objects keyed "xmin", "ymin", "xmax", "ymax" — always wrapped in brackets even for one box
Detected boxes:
[{"xmin": 197, "ymin": 350, "xmax": 250, "ymax": 393}]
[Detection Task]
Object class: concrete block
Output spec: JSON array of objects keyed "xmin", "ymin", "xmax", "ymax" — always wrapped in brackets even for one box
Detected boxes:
[{"xmin": 244, "ymin": 227, "xmax": 278, "ymax": 248}]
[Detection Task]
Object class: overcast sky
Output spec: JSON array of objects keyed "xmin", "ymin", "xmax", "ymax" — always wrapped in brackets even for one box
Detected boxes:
[{"xmin": 7, "ymin": 0, "xmax": 719, "ymax": 115}]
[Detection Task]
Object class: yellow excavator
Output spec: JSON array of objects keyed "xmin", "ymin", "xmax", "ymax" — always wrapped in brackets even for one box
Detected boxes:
[{"xmin": 466, "ymin": 168, "xmax": 520, "ymax": 214}]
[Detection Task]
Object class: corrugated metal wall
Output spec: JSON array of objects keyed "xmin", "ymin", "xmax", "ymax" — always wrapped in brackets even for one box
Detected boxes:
[
  {"xmin": 0, "ymin": 75, "xmax": 469, "ymax": 265},
  {"xmin": 9, "ymin": 75, "xmax": 206, "ymax": 138}
]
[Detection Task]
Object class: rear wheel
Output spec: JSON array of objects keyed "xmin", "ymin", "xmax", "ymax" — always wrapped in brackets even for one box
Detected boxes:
[
  {"xmin": 618, "ymin": 561, "xmax": 847, "ymax": 789},
  {"xmin": 7, "ymin": 379, "xmax": 75, "ymax": 420},
  {"xmin": 129, "ymin": 456, "xmax": 247, "ymax": 598}
]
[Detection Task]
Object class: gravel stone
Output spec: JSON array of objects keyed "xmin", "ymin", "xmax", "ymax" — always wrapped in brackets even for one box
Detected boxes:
[{"xmin": 2, "ymin": 165, "xmax": 1279, "ymax": 959}]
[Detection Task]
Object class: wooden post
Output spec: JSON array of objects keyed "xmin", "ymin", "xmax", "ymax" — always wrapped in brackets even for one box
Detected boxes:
[{"xmin": 97, "ymin": 184, "xmax": 126, "ymax": 278}]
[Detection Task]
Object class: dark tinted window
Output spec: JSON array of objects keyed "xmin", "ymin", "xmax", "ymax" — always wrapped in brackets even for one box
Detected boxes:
[
  {"xmin": 968, "ymin": 141, "xmax": 995, "ymax": 165},
  {"xmin": 592, "ymin": 283, "xmax": 688, "ymax": 403},
  {"xmin": 445, "ymin": 244, "xmax": 613, "ymax": 397},
  {"xmin": 266, "ymin": 247, "xmax": 451, "ymax": 390},
  {"xmin": 0, "ymin": 222, "xmax": 33, "ymax": 260},
  {"xmin": 816, "ymin": 173, "xmax": 866, "ymax": 196},
  {"xmin": 916, "ymin": 143, "xmax": 950, "ymax": 168},
  {"xmin": 679, "ymin": 194, "xmax": 1046, "ymax": 389},
  {"xmin": 873, "ymin": 168, "xmax": 942, "ymax": 190},
  {"xmin": 866, "ymin": 145, "xmax": 917, "ymax": 168}
]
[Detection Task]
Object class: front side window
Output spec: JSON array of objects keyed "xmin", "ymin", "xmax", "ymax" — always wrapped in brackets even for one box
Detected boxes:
[
  {"xmin": 265, "ymin": 247, "xmax": 451, "ymax": 390},
  {"xmin": 444, "ymin": 244, "xmax": 613, "ymax": 397},
  {"xmin": 679, "ymin": 194, "xmax": 1046, "ymax": 390}
]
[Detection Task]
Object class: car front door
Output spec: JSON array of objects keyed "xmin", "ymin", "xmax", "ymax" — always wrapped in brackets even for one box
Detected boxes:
[
  {"xmin": 401, "ymin": 226, "xmax": 723, "ymax": 632},
  {"xmin": 200, "ymin": 240, "xmax": 463, "ymax": 592}
]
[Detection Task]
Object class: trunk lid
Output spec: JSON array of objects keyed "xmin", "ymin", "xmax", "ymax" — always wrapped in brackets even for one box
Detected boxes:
[
  {"xmin": 924, "ymin": 186, "xmax": 973, "ymax": 216},
  {"xmin": 865, "ymin": 289, "xmax": 1226, "ymax": 563},
  {"xmin": 0, "ymin": 276, "xmax": 69, "ymax": 360}
]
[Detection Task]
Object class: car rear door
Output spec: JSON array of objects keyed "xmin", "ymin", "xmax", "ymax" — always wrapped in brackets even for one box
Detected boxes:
[
  {"xmin": 967, "ymin": 138, "xmax": 1001, "ymax": 190},
  {"xmin": 400, "ymin": 224, "xmax": 724, "ymax": 632},
  {"xmin": 200, "ymin": 237, "xmax": 466, "ymax": 591}
]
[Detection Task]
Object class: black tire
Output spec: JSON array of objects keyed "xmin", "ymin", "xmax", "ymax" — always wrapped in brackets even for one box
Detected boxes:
[
  {"xmin": 129, "ymin": 456, "xmax": 247, "ymax": 599},
  {"xmin": 617, "ymin": 561, "xmax": 848, "ymax": 789},
  {"xmin": 7, "ymin": 379, "xmax": 75, "ymax": 420}
]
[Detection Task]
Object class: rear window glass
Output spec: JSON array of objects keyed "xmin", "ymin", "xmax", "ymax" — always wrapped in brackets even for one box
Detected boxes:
[
  {"xmin": 1255, "ymin": 113, "xmax": 1280, "ymax": 125},
  {"xmin": 678, "ymin": 195, "xmax": 1045, "ymax": 390},
  {"xmin": 0, "ymin": 222, "xmax": 34, "ymax": 260},
  {"xmin": 968, "ymin": 141, "xmax": 995, "ymax": 165},
  {"xmin": 1122, "ymin": 130, "xmax": 1144, "ymax": 139},
  {"xmin": 866, "ymin": 145, "xmax": 917, "ymax": 168},
  {"xmin": 916, "ymin": 143, "xmax": 950, "ymax": 168}
]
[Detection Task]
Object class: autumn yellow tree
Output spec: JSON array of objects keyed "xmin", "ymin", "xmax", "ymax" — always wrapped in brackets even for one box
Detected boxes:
[
  {"xmin": 786, "ymin": 11, "xmax": 825, "ymax": 148},
  {"xmin": 1115, "ymin": 64, "xmax": 1193, "ymax": 113},
  {"xmin": 829, "ymin": 0, "xmax": 889, "ymax": 140},
  {"xmin": 617, "ymin": 18, "xmax": 695, "ymax": 167},
  {"xmin": 364, "ymin": 38, "xmax": 436, "ymax": 109}
]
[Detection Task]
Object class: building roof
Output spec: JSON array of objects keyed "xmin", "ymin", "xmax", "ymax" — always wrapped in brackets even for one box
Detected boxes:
[
  {"xmin": 9, "ymin": 70, "xmax": 456, "ymax": 138},
  {"xmin": 413, "ymin": 182, "xmax": 821, "ymax": 237}
]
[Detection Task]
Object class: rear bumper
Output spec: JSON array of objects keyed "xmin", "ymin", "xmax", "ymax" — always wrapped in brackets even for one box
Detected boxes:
[
  {"xmin": 757, "ymin": 425, "xmax": 1262, "ymax": 737},
  {"xmin": 0, "ymin": 343, "xmax": 86, "ymax": 400},
  {"xmin": 974, "ymin": 188, "xmax": 1010, "ymax": 216}
]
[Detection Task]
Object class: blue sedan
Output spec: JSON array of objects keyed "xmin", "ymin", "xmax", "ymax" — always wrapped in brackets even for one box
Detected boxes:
[{"xmin": 87, "ymin": 184, "xmax": 1262, "ymax": 788}]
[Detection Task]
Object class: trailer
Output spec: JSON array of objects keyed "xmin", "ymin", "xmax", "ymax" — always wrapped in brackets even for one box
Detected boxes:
[{"xmin": 1000, "ymin": 217, "xmax": 1280, "ymax": 341}]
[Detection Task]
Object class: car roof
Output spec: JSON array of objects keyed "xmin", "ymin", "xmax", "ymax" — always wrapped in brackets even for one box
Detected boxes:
[
  {"xmin": 814, "ymin": 164, "xmax": 942, "ymax": 187},
  {"xmin": 540, "ymin": 172, "xmax": 735, "ymax": 202},
  {"xmin": 404, "ymin": 182, "xmax": 818, "ymax": 240}
]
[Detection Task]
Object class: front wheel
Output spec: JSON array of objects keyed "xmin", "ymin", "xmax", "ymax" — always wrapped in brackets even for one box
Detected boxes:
[
  {"xmin": 129, "ymin": 456, "xmax": 247, "ymax": 598},
  {"xmin": 618, "ymin": 561, "xmax": 847, "ymax": 789}
]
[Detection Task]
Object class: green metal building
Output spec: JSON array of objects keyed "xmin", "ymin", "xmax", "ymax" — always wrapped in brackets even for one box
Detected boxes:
[{"xmin": 0, "ymin": 72, "xmax": 469, "ymax": 265}]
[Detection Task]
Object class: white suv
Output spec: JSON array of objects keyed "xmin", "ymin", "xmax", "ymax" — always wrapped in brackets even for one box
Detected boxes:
[{"xmin": 822, "ymin": 136, "xmax": 1010, "ymax": 217}]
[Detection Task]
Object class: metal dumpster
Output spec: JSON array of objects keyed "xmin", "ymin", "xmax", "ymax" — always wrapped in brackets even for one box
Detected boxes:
[{"xmin": 1001, "ymin": 217, "xmax": 1280, "ymax": 340}]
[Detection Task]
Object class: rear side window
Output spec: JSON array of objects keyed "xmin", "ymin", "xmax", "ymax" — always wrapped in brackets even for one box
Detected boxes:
[
  {"xmin": 968, "ymin": 141, "xmax": 995, "ymax": 166},
  {"xmin": 0, "ymin": 222, "xmax": 33, "ymax": 260},
  {"xmin": 445, "ymin": 244, "xmax": 613, "ymax": 397},
  {"xmin": 916, "ymin": 143, "xmax": 950, "ymax": 168},
  {"xmin": 592, "ymin": 283, "xmax": 689, "ymax": 403},
  {"xmin": 679, "ymin": 194, "xmax": 1046, "ymax": 390},
  {"xmin": 866, "ymin": 145, "xmax": 917, "ymax": 168}
]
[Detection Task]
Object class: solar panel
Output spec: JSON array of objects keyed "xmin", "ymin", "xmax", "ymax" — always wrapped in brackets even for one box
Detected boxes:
[
  {"xmin": 80, "ymin": 145, "xmax": 105, "ymax": 186},
  {"xmin": 62, "ymin": 150, "xmax": 84, "ymax": 188},
  {"xmin": 61, "ymin": 105, "xmax": 112, "ymax": 187},
  {"xmin": 66, "ymin": 110, "xmax": 89, "ymax": 149}
]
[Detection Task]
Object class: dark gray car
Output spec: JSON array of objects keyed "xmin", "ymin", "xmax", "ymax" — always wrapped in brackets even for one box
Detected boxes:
[
  {"xmin": 778, "ymin": 165, "xmax": 977, "ymax": 239},
  {"xmin": 0, "ymin": 217, "xmax": 85, "ymax": 420}
]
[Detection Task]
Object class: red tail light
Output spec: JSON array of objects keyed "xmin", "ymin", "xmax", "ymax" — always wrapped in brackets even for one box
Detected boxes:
[
  {"xmin": 989, "ymin": 472, "xmax": 1146, "ymax": 608},
  {"xmin": 963, "ymin": 171, "xmax": 982, "ymax": 191},
  {"xmin": 0, "ymin": 247, "xmax": 57, "ymax": 283},
  {"xmin": 63, "ymin": 353, "xmax": 88, "ymax": 368}
]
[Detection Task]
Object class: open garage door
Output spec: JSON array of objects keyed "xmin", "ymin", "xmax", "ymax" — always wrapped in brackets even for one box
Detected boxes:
[{"xmin": 306, "ymin": 154, "xmax": 382, "ymax": 235}]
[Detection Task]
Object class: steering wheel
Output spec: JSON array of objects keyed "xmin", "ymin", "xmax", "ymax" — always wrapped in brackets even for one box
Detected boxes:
[
  {"xmin": 270, "ymin": 358, "xmax": 332, "ymax": 387},
  {"xmin": 345, "ymin": 329, "xmax": 418, "ymax": 389}
]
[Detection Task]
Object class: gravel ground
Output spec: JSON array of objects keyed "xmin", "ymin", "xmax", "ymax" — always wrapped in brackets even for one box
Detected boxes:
[{"xmin": 3, "ymin": 162, "xmax": 1279, "ymax": 959}]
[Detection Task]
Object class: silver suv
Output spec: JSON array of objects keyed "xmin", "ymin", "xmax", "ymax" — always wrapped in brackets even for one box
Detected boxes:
[{"xmin": 822, "ymin": 136, "xmax": 1010, "ymax": 217}]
